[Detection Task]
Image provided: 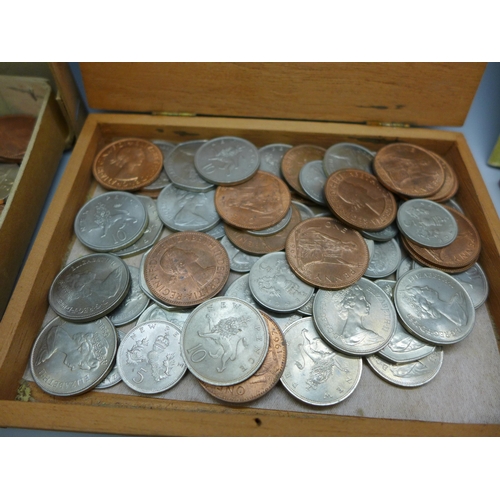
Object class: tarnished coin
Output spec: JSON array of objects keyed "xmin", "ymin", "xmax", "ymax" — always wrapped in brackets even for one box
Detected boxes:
[
  {"xmin": 144, "ymin": 232, "xmax": 230, "ymax": 307},
  {"xmin": 248, "ymin": 252, "xmax": 315, "ymax": 313},
  {"xmin": 452, "ymin": 263, "xmax": 489, "ymax": 309},
  {"xmin": 298, "ymin": 160, "xmax": 327, "ymax": 205},
  {"xmin": 394, "ymin": 268, "xmax": 475, "ymax": 345},
  {"xmin": 92, "ymin": 138, "xmax": 164, "ymax": 191},
  {"xmin": 182, "ymin": 297, "xmax": 269, "ymax": 386},
  {"xmin": 323, "ymin": 142, "xmax": 374, "ymax": 176},
  {"xmin": 397, "ymin": 199, "xmax": 458, "ymax": 248},
  {"xmin": 220, "ymin": 236, "xmax": 260, "ymax": 273},
  {"xmin": 95, "ymin": 329, "xmax": 127, "ymax": 390},
  {"xmin": 0, "ymin": 163, "xmax": 19, "ymax": 201},
  {"xmin": 49, "ymin": 253, "xmax": 130, "ymax": 322},
  {"xmin": 258, "ymin": 143, "xmax": 292, "ymax": 179},
  {"xmin": 108, "ymin": 266, "xmax": 150, "ymax": 326},
  {"xmin": 199, "ymin": 311, "xmax": 286, "ymax": 403},
  {"xmin": 224, "ymin": 273, "xmax": 259, "ymax": 307},
  {"xmin": 117, "ymin": 320, "xmax": 186, "ymax": 394},
  {"xmin": 281, "ymin": 144, "xmax": 326, "ymax": 197},
  {"xmin": 247, "ymin": 207, "xmax": 293, "ymax": 236},
  {"xmin": 0, "ymin": 114, "xmax": 36, "ymax": 162},
  {"xmin": 157, "ymin": 184, "xmax": 219, "ymax": 232},
  {"xmin": 164, "ymin": 140, "xmax": 214, "ymax": 192},
  {"xmin": 75, "ymin": 191, "xmax": 148, "ymax": 252},
  {"xmin": 285, "ymin": 217, "xmax": 370, "ymax": 289},
  {"xmin": 313, "ymin": 278, "xmax": 396, "ymax": 356},
  {"xmin": 325, "ymin": 168, "xmax": 397, "ymax": 231},
  {"xmin": 364, "ymin": 238, "xmax": 402, "ymax": 279},
  {"xmin": 30, "ymin": 316, "xmax": 117, "ymax": 396},
  {"xmin": 280, "ymin": 317, "xmax": 362, "ymax": 406},
  {"xmin": 194, "ymin": 136, "xmax": 259, "ymax": 185},
  {"xmin": 373, "ymin": 143, "xmax": 445, "ymax": 198},
  {"xmin": 367, "ymin": 348, "xmax": 443, "ymax": 387},
  {"xmin": 215, "ymin": 171, "xmax": 291, "ymax": 231},
  {"xmin": 137, "ymin": 304, "xmax": 193, "ymax": 330}
]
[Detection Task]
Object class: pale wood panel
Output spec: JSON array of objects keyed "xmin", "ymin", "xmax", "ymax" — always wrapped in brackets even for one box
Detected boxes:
[{"xmin": 80, "ymin": 63, "xmax": 486, "ymax": 127}]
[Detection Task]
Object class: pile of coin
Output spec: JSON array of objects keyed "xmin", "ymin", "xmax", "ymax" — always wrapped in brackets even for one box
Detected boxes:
[{"xmin": 29, "ymin": 134, "xmax": 488, "ymax": 409}]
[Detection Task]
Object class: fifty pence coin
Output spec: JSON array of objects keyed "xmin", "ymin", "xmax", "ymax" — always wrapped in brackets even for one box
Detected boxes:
[
  {"xmin": 280, "ymin": 317, "xmax": 362, "ymax": 406},
  {"xmin": 182, "ymin": 297, "xmax": 269, "ymax": 386},
  {"xmin": 117, "ymin": 320, "xmax": 187, "ymax": 394},
  {"xmin": 323, "ymin": 142, "xmax": 374, "ymax": 176},
  {"xmin": 258, "ymin": 143, "xmax": 292, "ymax": 179}
]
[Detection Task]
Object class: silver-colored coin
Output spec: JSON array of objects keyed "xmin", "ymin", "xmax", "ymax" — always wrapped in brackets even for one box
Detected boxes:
[
  {"xmin": 224, "ymin": 273, "xmax": 259, "ymax": 307},
  {"xmin": 280, "ymin": 317, "xmax": 362, "ymax": 406},
  {"xmin": 247, "ymin": 207, "xmax": 293, "ymax": 236},
  {"xmin": 0, "ymin": 163, "xmax": 19, "ymax": 201},
  {"xmin": 220, "ymin": 236, "xmax": 260, "ymax": 273},
  {"xmin": 394, "ymin": 268, "xmax": 475, "ymax": 345},
  {"xmin": 298, "ymin": 160, "xmax": 327, "ymax": 205},
  {"xmin": 157, "ymin": 184, "xmax": 220, "ymax": 232},
  {"xmin": 112, "ymin": 196, "xmax": 163, "ymax": 257},
  {"xmin": 361, "ymin": 220, "xmax": 399, "ymax": 242},
  {"xmin": 323, "ymin": 142, "xmax": 374, "ymax": 176},
  {"xmin": 367, "ymin": 348, "xmax": 443, "ymax": 387},
  {"xmin": 397, "ymin": 199, "xmax": 458, "ymax": 248},
  {"xmin": 292, "ymin": 200, "xmax": 315, "ymax": 221},
  {"xmin": 412, "ymin": 261, "xmax": 425, "ymax": 270},
  {"xmin": 364, "ymin": 238, "xmax": 402, "ymax": 279},
  {"xmin": 181, "ymin": 297, "xmax": 269, "ymax": 386},
  {"xmin": 298, "ymin": 292, "xmax": 316, "ymax": 316},
  {"xmin": 452, "ymin": 263, "xmax": 489, "ymax": 309},
  {"xmin": 151, "ymin": 139, "xmax": 176, "ymax": 167},
  {"xmin": 444, "ymin": 198, "xmax": 464, "ymax": 214},
  {"xmin": 206, "ymin": 221, "xmax": 226, "ymax": 239},
  {"xmin": 49, "ymin": 253, "xmax": 130, "ymax": 322},
  {"xmin": 137, "ymin": 304, "xmax": 193, "ymax": 331},
  {"xmin": 30, "ymin": 316, "xmax": 117, "ymax": 396},
  {"xmin": 248, "ymin": 252, "xmax": 315, "ymax": 313},
  {"xmin": 313, "ymin": 277, "xmax": 396, "ymax": 356},
  {"xmin": 142, "ymin": 169, "xmax": 170, "ymax": 190},
  {"xmin": 258, "ymin": 143, "xmax": 292, "ymax": 179},
  {"xmin": 165, "ymin": 140, "xmax": 214, "ymax": 192},
  {"xmin": 108, "ymin": 266, "xmax": 150, "ymax": 326},
  {"xmin": 396, "ymin": 256, "xmax": 414, "ymax": 280},
  {"xmin": 373, "ymin": 279, "xmax": 397, "ymax": 300},
  {"xmin": 364, "ymin": 238, "xmax": 374, "ymax": 259},
  {"xmin": 117, "ymin": 320, "xmax": 186, "ymax": 394},
  {"xmin": 95, "ymin": 329, "xmax": 127, "ymax": 389},
  {"xmin": 74, "ymin": 191, "xmax": 148, "ymax": 252},
  {"xmin": 194, "ymin": 136, "xmax": 260, "ymax": 185},
  {"xmin": 265, "ymin": 312, "xmax": 303, "ymax": 332}
]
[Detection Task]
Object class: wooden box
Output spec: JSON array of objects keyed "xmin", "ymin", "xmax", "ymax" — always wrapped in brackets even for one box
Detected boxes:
[{"xmin": 1, "ymin": 63, "xmax": 499, "ymax": 436}]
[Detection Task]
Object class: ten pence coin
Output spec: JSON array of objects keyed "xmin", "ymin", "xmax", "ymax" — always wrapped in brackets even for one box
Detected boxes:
[
  {"xmin": 93, "ymin": 138, "xmax": 164, "ymax": 191},
  {"xmin": 144, "ymin": 232, "xmax": 230, "ymax": 307}
]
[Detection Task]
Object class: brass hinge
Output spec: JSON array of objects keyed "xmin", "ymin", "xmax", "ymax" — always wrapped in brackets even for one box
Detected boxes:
[
  {"xmin": 152, "ymin": 111, "xmax": 196, "ymax": 117},
  {"xmin": 488, "ymin": 134, "xmax": 500, "ymax": 168},
  {"xmin": 366, "ymin": 121, "xmax": 411, "ymax": 128}
]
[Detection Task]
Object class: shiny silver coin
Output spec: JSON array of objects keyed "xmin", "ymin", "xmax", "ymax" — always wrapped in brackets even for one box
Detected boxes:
[
  {"xmin": 364, "ymin": 238, "xmax": 374, "ymax": 259},
  {"xmin": 367, "ymin": 348, "xmax": 443, "ymax": 387},
  {"xmin": 394, "ymin": 268, "xmax": 475, "ymax": 345},
  {"xmin": 373, "ymin": 279, "xmax": 397, "ymax": 300},
  {"xmin": 151, "ymin": 139, "xmax": 176, "ymax": 168},
  {"xmin": 313, "ymin": 277, "xmax": 396, "ymax": 356},
  {"xmin": 444, "ymin": 197, "xmax": 464, "ymax": 214},
  {"xmin": 361, "ymin": 220, "xmax": 399, "ymax": 242},
  {"xmin": 206, "ymin": 221, "xmax": 226, "ymax": 239},
  {"xmin": 292, "ymin": 200, "xmax": 315, "ymax": 221},
  {"xmin": 157, "ymin": 184, "xmax": 220, "ymax": 232},
  {"xmin": 143, "ymin": 169, "xmax": 170, "ymax": 190},
  {"xmin": 258, "ymin": 143, "xmax": 292, "ymax": 179},
  {"xmin": 280, "ymin": 317, "xmax": 362, "ymax": 406},
  {"xmin": 452, "ymin": 263, "xmax": 489, "ymax": 309},
  {"xmin": 0, "ymin": 163, "xmax": 19, "ymax": 201},
  {"xmin": 95, "ymin": 329, "xmax": 127, "ymax": 389},
  {"xmin": 323, "ymin": 142, "xmax": 374, "ymax": 176},
  {"xmin": 112, "ymin": 195, "xmax": 163, "ymax": 257},
  {"xmin": 248, "ymin": 252, "xmax": 315, "ymax": 313},
  {"xmin": 137, "ymin": 304, "xmax": 193, "ymax": 331},
  {"xmin": 182, "ymin": 297, "xmax": 269, "ymax": 386},
  {"xmin": 364, "ymin": 238, "xmax": 401, "ymax": 279},
  {"xmin": 247, "ymin": 207, "xmax": 293, "ymax": 236},
  {"xmin": 298, "ymin": 160, "xmax": 327, "ymax": 205},
  {"xmin": 117, "ymin": 320, "xmax": 186, "ymax": 394},
  {"xmin": 30, "ymin": 316, "xmax": 117, "ymax": 396},
  {"xmin": 194, "ymin": 136, "xmax": 260, "ymax": 185},
  {"xmin": 74, "ymin": 191, "xmax": 148, "ymax": 252},
  {"xmin": 396, "ymin": 256, "xmax": 414, "ymax": 280},
  {"xmin": 298, "ymin": 292, "xmax": 315, "ymax": 316},
  {"xmin": 49, "ymin": 253, "xmax": 130, "ymax": 322},
  {"xmin": 397, "ymin": 199, "xmax": 458, "ymax": 248},
  {"xmin": 224, "ymin": 273, "xmax": 259, "ymax": 308},
  {"xmin": 220, "ymin": 236, "xmax": 260, "ymax": 272},
  {"xmin": 164, "ymin": 140, "xmax": 214, "ymax": 192},
  {"xmin": 108, "ymin": 265, "xmax": 150, "ymax": 326},
  {"xmin": 265, "ymin": 312, "xmax": 303, "ymax": 332}
]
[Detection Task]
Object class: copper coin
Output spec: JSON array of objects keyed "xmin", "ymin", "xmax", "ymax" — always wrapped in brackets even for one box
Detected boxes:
[
  {"xmin": 93, "ymin": 138, "xmax": 164, "ymax": 191},
  {"xmin": 285, "ymin": 217, "xmax": 370, "ymax": 289},
  {"xmin": 199, "ymin": 311, "xmax": 287, "ymax": 403},
  {"xmin": 281, "ymin": 144, "xmax": 326, "ymax": 197},
  {"xmin": 215, "ymin": 171, "xmax": 291, "ymax": 231},
  {"xmin": 0, "ymin": 115, "xmax": 36, "ymax": 162},
  {"xmin": 324, "ymin": 169, "xmax": 397, "ymax": 231},
  {"xmin": 144, "ymin": 232, "xmax": 230, "ymax": 307},
  {"xmin": 224, "ymin": 203, "xmax": 302, "ymax": 255},
  {"xmin": 427, "ymin": 152, "xmax": 459, "ymax": 202},
  {"xmin": 373, "ymin": 143, "xmax": 445, "ymax": 198}
]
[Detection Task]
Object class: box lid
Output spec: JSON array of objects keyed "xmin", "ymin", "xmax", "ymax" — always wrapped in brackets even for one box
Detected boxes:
[{"xmin": 79, "ymin": 62, "xmax": 486, "ymax": 127}]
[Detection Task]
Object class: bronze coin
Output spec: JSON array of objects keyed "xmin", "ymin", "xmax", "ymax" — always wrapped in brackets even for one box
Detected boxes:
[
  {"xmin": 199, "ymin": 311, "xmax": 287, "ymax": 403},
  {"xmin": 144, "ymin": 232, "xmax": 230, "ymax": 307},
  {"xmin": 324, "ymin": 168, "xmax": 397, "ymax": 231},
  {"xmin": 281, "ymin": 144, "xmax": 326, "ymax": 197},
  {"xmin": 93, "ymin": 138, "xmax": 164, "ymax": 191},
  {"xmin": 0, "ymin": 115, "xmax": 36, "ymax": 162},
  {"xmin": 224, "ymin": 203, "xmax": 302, "ymax": 255},
  {"xmin": 373, "ymin": 143, "xmax": 445, "ymax": 198},
  {"xmin": 285, "ymin": 216, "xmax": 369, "ymax": 289},
  {"xmin": 215, "ymin": 171, "xmax": 291, "ymax": 231},
  {"xmin": 427, "ymin": 152, "xmax": 459, "ymax": 202}
]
